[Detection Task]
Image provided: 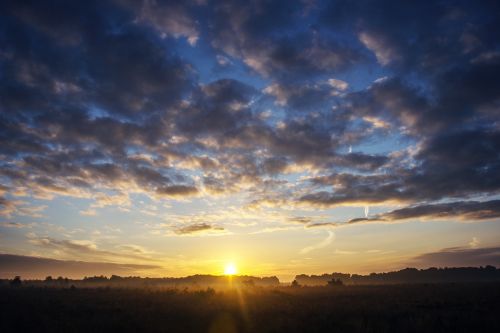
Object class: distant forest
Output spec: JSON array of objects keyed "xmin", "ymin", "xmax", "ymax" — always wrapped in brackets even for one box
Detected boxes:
[
  {"xmin": 2, "ymin": 266, "xmax": 500, "ymax": 287},
  {"xmin": 295, "ymin": 266, "xmax": 500, "ymax": 286}
]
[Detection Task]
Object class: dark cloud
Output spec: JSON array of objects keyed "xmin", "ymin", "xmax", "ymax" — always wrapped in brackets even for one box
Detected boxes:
[
  {"xmin": 86, "ymin": 31, "xmax": 193, "ymax": 117},
  {"xmin": 176, "ymin": 79, "xmax": 257, "ymax": 136},
  {"xmin": 263, "ymin": 80, "xmax": 349, "ymax": 113},
  {"xmin": 0, "ymin": 0, "xmax": 200, "ymax": 212},
  {"xmin": 301, "ymin": 173, "xmax": 412, "ymax": 206},
  {"xmin": 287, "ymin": 217, "xmax": 313, "ymax": 224},
  {"xmin": 210, "ymin": 0, "xmax": 364, "ymax": 80},
  {"xmin": 261, "ymin": 157, "xmax": 289, "ymax": 175},
  {"xmin": 342, "ymin": 60, "xmax": 500, "ymax": 137},
  {"xmin": 321, "ymin": 0, "xmax": 500, "ymax": 71},
  {"xmin": 300, "ymin": 127, "xmax": 500, "ymax": 207},
  {"xmin": 409, "ymin": 246, "xmax": 500, "ymax": 268},
  {"xmin": 306, "ymin": 200, "xmax": 500, "ymax": 228},
  {"xmin": 0, "ymin": 254, "xmax": 160, "ymax": 279},
  {"xmin": 156, "ymin": 185, "xmax": 198, "ymax": 197},
  {"xmin": 119, "ymin": 0, "xmax": 200, "ymax": 45},
  {"xmin": 383, "ymin": 200, "xmax": 500, "ymax": 221},
  {"xmin": 1, "ymin": 0, "xmax": 194, "ymax": 118},
  {"xmin": 0, "ymin": 197, "xmax": 16, "ymax": 217}
]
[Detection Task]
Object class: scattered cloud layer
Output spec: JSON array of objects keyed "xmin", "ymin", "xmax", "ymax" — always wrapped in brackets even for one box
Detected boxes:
[{"xmin": 0, "ymin": 0, "xmax": 499, "ymax": 241}]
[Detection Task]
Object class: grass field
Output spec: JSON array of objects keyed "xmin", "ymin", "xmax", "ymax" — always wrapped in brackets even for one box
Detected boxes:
[{"xmin": 1, "ymin": 283, "xmax": 500, "ymax": 332}]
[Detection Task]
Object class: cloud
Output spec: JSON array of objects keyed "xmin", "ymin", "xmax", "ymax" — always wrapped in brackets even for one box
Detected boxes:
[
  {"xmin": 0, "ymin": 197, "xmax": 16, "ymax": 217},
  {"xmin": 0, "ymin": 254, "xmax": 161, "ymax": 279},
  {"xmin": 173, "ymin": 223, "xmax": 225, "ymax": 235},
  {"xmin": 359, "ymin": 31, "xmax": 400, "ymax": 66},
  {"xmin": 130, "ymin": 0, "xmax": 200, "ymax": 45},
  {"xmin": 0, "ymin": 0, "xmax": 203, "ymax": 217},
  {"xmin": 210, "ymin": 0, "xmax": 363, "ymax": 79},
  {"xmin": 469, "ymin": 237, "xmax": 480, "ymax": 249},
  {"xmin": 216, "ymin": 54, "xmax": 232, "ymax": 67},
  {"xmin": 263, "ymin": 81, "xmax": 346, "ymax": 112},
  {"xmin": 380, "ymin": 200, "xmax": 500, "ymax": 221},
  {"xmin": 300, "ymin": 127, "xmax": 500, "ymax": 206},
  {"xmin": 0, "ymin": 198, "xmax": 46, "ymax": 218},
  {"xmin": 176, "ymin": 79, "xmax": 258, "ymax": 136},
  {"xmin": 0, "ymin": 222, "xmax": 34, "ymax": 229},
  {"xmin": 288, "ymin": 217, "xmax": 313, "ymax": 224},
  {"xmin": 322, "ymin": 0, "xmax": 500, "ymax": 72},
  {"xmin": 328, "ymin": 78, "xmax": 349, "ymax": 91},
  {"xmin": 156, "ymin": 185, "xmax": 198, "ymax": 198},
  {"xmin": 300, "ymin": 231, "xmax": 334, "ymax": 254},
  {"xmin": 304, "ymin": 200, "xmax": 500, "ymax": 228},
  {"xmin": 27, "ymin": 235, "xmax": 155, "ymax": 262},
  {"xmin": 318, "ymin": 200, "xmax": 500, "ymax": 227},
  {"xmin": 409, "ymin": 246, "xmax": 500, "ymax": 268}
]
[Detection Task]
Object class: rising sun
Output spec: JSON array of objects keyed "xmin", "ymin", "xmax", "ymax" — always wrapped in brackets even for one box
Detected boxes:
[{"xmin": 224, "ymin": 262, "xmax": 238, "ymax": 275}]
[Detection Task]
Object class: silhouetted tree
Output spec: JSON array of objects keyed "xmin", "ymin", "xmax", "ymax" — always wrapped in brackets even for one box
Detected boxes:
[
  {"xmin": 291, "ymin": 280, "xmax": 300, "ymax": 288},
  {"xmin": 328, "ymin": 278, "xmax": 344, "ymax": 287},
  {"xmin": 242, "ymin": 279, "xmax": 255, "ymax": 287},
  {"xmin": 485, "ymin": 265, "xmax": 496, "ymax": 273},
  {"xmin": 10, "ymin": 276, "xmax": 22, "ymax": 287},
  {"xmin": 110, "ymin": 275, "xmax": 123, "ymax": 282}
]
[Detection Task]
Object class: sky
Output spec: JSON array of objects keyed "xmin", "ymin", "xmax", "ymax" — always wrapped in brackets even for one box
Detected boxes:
[{"xmin": 1, "ymin": 0, "xmax": 500, "ymax": 281}]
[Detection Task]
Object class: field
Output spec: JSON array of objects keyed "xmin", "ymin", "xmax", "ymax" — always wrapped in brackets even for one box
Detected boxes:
[{"xmin": 1, "ymin": 283, "xmax": 500, "ymax": 333}]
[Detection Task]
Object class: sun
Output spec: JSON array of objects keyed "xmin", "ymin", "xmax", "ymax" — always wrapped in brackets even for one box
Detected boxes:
[{"xmin": 224, "ymin": 262, "xmax": 237, "ymax": 276}]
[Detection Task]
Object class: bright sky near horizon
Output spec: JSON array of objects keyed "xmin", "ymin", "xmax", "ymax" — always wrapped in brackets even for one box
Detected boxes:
[{"xmin": 1, "ymin": 0, "xmax": 500, "ymax": 281}]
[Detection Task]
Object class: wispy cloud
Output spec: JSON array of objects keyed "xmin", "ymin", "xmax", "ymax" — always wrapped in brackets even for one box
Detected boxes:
[{"xmin": 300, "ymin": 231, "xmax": 335, "ymax": 254}]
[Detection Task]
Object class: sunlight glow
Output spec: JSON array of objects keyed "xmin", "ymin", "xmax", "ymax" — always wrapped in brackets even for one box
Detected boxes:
[{"xmin": 224, "ymin": 262, "xmax": 237, "ymax": 275}]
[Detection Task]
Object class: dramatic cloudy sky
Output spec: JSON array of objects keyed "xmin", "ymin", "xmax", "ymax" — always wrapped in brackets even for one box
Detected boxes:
[{"xmin": 1, "ymin": 0, "xmax": 500, "ymax": 280}]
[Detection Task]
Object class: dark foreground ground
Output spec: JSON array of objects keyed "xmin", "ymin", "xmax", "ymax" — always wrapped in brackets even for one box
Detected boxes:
[{"xmin": 1, "ymin": 283, "xmax": 500, "ymax": 333}]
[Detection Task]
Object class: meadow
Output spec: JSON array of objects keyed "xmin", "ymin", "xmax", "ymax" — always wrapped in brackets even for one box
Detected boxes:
[{"xmin": 1, "ymin": 283, "xmax": 499, "ymax": 333}]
